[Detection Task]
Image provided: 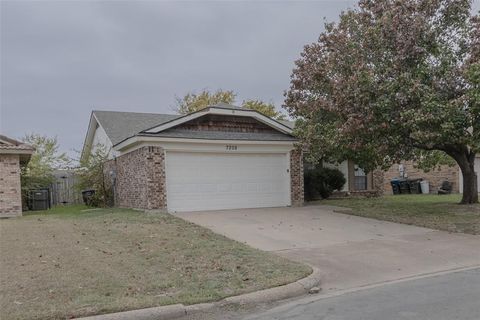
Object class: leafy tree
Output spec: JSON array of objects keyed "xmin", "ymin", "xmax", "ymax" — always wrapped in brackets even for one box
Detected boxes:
[
  {"xmin": 175, "ymin": 89, "xmax": 236, "ymax": 114},
  {"xmin": 21, "ymin": 134, "xmax": 70, "ymax": 192},
  {"xmin": 241, "ymin": 99, "xmax": 286, "ymax": 120},
  {"xmin": 76, "ymin": 144, "xmax": 113, "ymax": 207},
  {"xmin": 175, "ymin": 89, "xmax": 286, "ymax": 120},
  {"xmin": 285, "ymin": 0, "xmax": 479, "ymax": 203}
]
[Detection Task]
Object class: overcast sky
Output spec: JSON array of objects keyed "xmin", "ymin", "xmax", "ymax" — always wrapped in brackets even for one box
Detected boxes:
[{"xmin": 1, "ymin": 0, "xmax": 478, "ymax": 156}]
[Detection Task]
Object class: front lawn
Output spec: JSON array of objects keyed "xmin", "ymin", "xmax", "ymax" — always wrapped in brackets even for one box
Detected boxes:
[
  {"xmin": 318, "ymin": 194, "xmax": 480, "ymax": 235},
  {"xmin": 0, "ymin": 206, "xmax": 310, "ymax": 320}
]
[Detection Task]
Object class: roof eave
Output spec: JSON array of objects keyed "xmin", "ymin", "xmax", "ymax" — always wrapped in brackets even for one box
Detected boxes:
[
  {"xmin": 142, "ymin": 106, "xmax": 293, "ymax": 135},
  {"xmin": 80, "ymin": 111, "xmax": 99, "ymax": 161},
  {"xmin": 114, "ymin": 135, "xmax": 298, "ymax": 153}
]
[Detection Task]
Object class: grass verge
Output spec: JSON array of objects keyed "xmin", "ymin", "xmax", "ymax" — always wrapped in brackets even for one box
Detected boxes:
[
  {"xmin": 0, "ymin": 206, "xmax": 310, "ymax": 320},
  {"xmin": 317, "ymin": 194, "xmax": 480, "ymax": 235}
]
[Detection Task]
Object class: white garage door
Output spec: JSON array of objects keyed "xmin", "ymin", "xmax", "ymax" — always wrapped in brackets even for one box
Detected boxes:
[{"xmin": 165, "ymin": 152, "xmax": 291, "ymax": 212}]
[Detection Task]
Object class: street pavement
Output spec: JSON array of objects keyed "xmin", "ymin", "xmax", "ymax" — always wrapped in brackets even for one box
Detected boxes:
[{"xmin": 245, "ymin": 267, "xmax": 480, "ymax": 320}]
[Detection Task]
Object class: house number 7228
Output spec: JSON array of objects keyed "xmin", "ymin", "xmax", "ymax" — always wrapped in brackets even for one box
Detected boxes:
[{"xmin": 226, "ymin": 145, "xmax": 237, "ymax": 151}]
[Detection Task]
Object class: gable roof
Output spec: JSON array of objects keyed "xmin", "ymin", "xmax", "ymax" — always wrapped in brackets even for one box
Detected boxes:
[
  {"xmin": 93, "ymin": 110, "xmax": 181, "ymax": 146},
  {"xmin": 0, "ymin": 135, "xmax": 34, "ymax": 163},
  {"xmin": 84, "ymin": 104, "xmax": 297, "ymax": 155},
  {"xmin": 142, "ymin": 104, "xmax": 293, "ymax": 136}
]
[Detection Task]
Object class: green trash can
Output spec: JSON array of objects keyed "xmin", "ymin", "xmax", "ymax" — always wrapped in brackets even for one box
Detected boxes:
[{"xmin": 408, "ymin": 179, "xmax": 423, "ymax": 194}]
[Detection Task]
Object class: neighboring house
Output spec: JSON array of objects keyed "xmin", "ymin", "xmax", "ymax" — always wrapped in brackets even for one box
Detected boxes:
[
  {"xmin": 322, "ymin": 159, "xmax": 462, "ymax": 195},
  {"xmin": 0, "ymin": 135, "xmax": 34, "ymax": 217},
  {"xmin": 81, "ymin": 103, "xmax": 303, "ymax": 212},
  {"xmin": 322, "ymin": 160, "xmax": 382, "ymax": 194}
]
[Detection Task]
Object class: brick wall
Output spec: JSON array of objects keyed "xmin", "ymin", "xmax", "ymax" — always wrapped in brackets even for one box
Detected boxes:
[
  {"xmin": 0, "ymin": 154, "xmax": 22, "ymax": 217},
  {"xmin": 108, "ymin": 145, "xmax": 303, "ymax": 210},
  {"xmin": 106, "ymin": 146, "xmax": 166, "ymax": 210},
  {"xmin": 383, "ymin": 161, "xmax": 460, "ymax": 194},
  {"xmin": 290, "ymin": 148, "xmax": 304, "ymax": 206}
]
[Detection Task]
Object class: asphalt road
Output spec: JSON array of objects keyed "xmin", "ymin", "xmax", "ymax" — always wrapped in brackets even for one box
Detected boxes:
[{"xmin": 244, "ymin": 268, "xmax": 480, "ymax": 320}]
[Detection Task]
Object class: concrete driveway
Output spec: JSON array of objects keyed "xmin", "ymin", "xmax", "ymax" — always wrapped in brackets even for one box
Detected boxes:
[{"xmin": 176, "ymin": 205, "xmax": 480, "ymax": 292}]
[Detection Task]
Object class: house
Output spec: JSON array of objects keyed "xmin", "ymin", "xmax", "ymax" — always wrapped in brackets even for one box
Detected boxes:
[
  {"xmin": 81, "ymin": 103, "xmax": 303, "ymax": 212},
  {"xmin": 323, "ymin": 159, "xmax": 462, "ymax": 195},
  {"xmin": 0, "ymin": 135, "xmax": 34, "ymax": 217}
]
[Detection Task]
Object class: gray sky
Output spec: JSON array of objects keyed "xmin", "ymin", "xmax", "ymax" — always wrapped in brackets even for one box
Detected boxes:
[{"xmin": 1, "ymin": 0, "xmax": 478, "ymax": 156}]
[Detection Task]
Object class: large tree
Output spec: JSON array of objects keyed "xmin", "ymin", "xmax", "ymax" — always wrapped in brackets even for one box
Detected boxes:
[
  {"xmin": 175, "ymin": 89, "xmax": 236, "ymax": 114},
  {"xmin": 285, "ymin": 0, "xmax": 479, "ymax": 204},
  {"xmin": 175, "ymin": 89, "xmax": 286, "ymax": 120},
  {"xmin": 21, "ymin": 134, "xmax": 70, "ymax": 192}
]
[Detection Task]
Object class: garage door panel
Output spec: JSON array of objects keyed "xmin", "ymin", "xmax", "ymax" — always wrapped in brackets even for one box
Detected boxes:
[{"xmin": 166, "ymin": 152, "xmax": 290, "ymax": 212}]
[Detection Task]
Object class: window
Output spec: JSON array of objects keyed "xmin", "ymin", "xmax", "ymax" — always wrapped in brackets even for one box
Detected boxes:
[{"xmin": 354, "ymin": 165, "xmax": 367, "ymax": 190}]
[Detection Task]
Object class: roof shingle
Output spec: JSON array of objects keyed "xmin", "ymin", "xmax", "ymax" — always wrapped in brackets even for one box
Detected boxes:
[{"xmin": 93, "ymin": 110, "xmax": 181, "ymax": 145}]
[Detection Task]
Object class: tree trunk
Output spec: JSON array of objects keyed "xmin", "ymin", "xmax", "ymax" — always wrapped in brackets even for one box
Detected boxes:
[{"xmin": 453, "ymin": 151, "xmax": 478, "ymax": 204}]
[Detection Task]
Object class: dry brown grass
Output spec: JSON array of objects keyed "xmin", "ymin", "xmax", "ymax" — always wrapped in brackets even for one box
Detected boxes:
[{"xmin": 0, "ymin": 206, "xmax": 310, "ymax": 320}]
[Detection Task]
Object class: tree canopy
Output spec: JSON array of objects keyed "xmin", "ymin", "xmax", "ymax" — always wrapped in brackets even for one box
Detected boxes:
[
  {"xmin": 285, "ymin": 0, "xmax": 479, "ymax": 203},
  {"xmin": 174, "ymin": 89, "xmax": 286, "ymax": 120},
  {"xmin": 21, "ymin": 134, "xmax": 70, "ymax": 192},
  {"xmin": 175, "ymin": 89, "xmax": 236, "ymax": 114}
]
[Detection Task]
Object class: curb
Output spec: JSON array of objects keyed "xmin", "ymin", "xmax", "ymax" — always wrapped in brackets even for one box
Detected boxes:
[{"xmin": 77, "ymin": 266, "xmax": 323, "ymax": 320}]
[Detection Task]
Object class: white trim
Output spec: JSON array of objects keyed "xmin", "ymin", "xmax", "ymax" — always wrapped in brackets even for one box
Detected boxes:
[
  {"xmin": 144, "ymin": 109, "xmax": 210, "ymax": 134},
  {"xmin": 143, "ymin": 106, "xmax": 293, "ymax": 135},
  {"xmin": 117, "ymin": 138, "xmax": 295, "ymax": 156},
  {"xmin": 0, "ymin": 149, "xmax": 34, "ymax": 155},
  {"xmin": 115, "ymin": 135, "xmax": 295, "ymax": 152},
  {"xmin": 286, "ymin": 151, "xmax": 292, "ymax": 206},
  {"xmin": 81, "ymin": 113, "xmax": 98, "ymax": 161},
  {"xmin": 81, "ymin": 112, "xmax": 116, "ymax": 161}
]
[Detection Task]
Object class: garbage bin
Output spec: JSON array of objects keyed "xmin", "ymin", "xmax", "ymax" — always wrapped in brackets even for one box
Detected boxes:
[
  {"xmin": 399, "ymin": 179, "xmax": 411, "ymax": 194},
  {"xmin": 408, "ymin": 179, "xmax": 422, "ymax": 194},
  {"xmin": 420, "ymin": 180, "xmax": 430, "ymax": 194},
  {"xmin": 82, "ymin": 189, "xmax": 96, "ymax": 206},
  {"xmin": 29, "ymin": 189, "xmax": 50, "ymax": 211},
  {"xmin": 390, "ymin": 178, "xmax": 401, "ymax": 195}
]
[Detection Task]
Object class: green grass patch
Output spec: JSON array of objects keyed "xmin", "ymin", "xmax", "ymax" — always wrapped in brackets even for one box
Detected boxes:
[
  {"xmin": 316, "ymin": 194, "xmax": 480, "ymax": 235},
  {"xmin": 0, "ymin": 206, "xmax": 310, "ymax": 320}
]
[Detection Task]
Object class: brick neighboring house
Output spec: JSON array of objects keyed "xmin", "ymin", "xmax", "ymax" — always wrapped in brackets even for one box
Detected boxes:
[
  {"xmin": 0, "ymin": 135, "xmax": 34, "ymax": 217},
  {"xmin": 321, "ymin": 159, "xmax": 462, "ymax": 196},
  {"xmin": 81, "ymin": 103, "xmax": 303, "ymax": 212}
]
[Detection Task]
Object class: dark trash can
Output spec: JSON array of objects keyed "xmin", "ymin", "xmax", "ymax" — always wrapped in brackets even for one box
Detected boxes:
[
  {"xmin": 390, "ymin": 178, "xmax": 401, "ymax": 195},
  {"xmin": 399, "ymin": 179, "xmax": 411, "ymax": 194},
  {"xmin": 29, "ymin": 189, "xmax": 51, "ymax": 211},
  {"xmin": 408, "ymin": 178, "xmax": 423, "ymax": 194},
  {"xmin": 82, "ymin": 189, "xmax": 96, "ymax": 206}
]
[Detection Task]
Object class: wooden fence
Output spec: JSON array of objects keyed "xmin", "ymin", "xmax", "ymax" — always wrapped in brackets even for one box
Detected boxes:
[{"xmin": 50, "ymin": 170, "xmax": 83, "ymax": 205}]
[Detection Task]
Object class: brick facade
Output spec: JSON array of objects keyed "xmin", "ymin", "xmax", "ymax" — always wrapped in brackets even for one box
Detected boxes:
[
  {"xmin": 0, "ymin": 154, "xmax": 22, "ymax": 217},
  {"xmin": 383, "ymin": 161, "xmax": 459, "ymax": 194},
  {"xmin": 106, "ymin": 146, "xmax": 167, "ymax": 210},
  {"xmin": 290, "ymin": 148, "xmax": 304, "ymax": 206},
  {"xmin": 103, "ymin": 115, "xmax": 302, "ymax": 210},
  {"xmin": 107, "ymin": 146, "xmax": 303, "ymax": 210}
]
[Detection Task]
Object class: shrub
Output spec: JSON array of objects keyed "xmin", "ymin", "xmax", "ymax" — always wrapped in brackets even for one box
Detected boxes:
[
  {"xmin": 76, "ymin": 144, "xmax": 113, "ymax": 207},
  {"xmin": 304, "ymin": 167, "xmax": 346, "ymax": 200}
]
